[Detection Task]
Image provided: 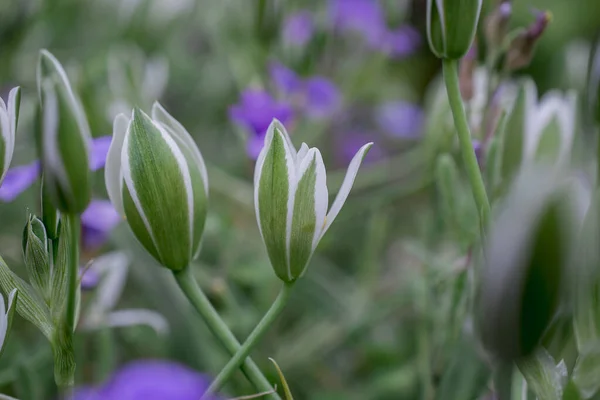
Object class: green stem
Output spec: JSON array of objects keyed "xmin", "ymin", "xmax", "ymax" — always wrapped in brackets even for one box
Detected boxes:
[
  {"xmin": 65, "ymin": 214, "xmax": 80, "ymax": 332},
  {"xmin": 173, "ymin": 268, "xmax": 279, "ymax": 400},
  {"xmin": 442, "ymin": 59, "xmax": 492, "ymax": 230},
  {"xmin": 203, "ymin": 282, "xmax": 295, "ymax": 397}
]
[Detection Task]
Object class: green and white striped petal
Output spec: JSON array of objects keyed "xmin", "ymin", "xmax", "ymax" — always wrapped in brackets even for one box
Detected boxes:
[
  {"xmin": 37, "ymin": 50, "xmax": 92, "ymax": 213},
  {"xmin": 151, "ymin": 103, "xmax": 208, "ymax": 258},
  {"xmin": 255, "ymin": 120, "xmax": 297, "ymax": 281},
  {"xmin": 0, "ymin": 87, "xmax": 20, "ymax": 185},
  {"xmin": 121, "ymin": 109, "xmax": 194, "ymax": 271}
]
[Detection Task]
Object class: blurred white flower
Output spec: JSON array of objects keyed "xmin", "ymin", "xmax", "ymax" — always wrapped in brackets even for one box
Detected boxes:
[
  {"xmin": 79, "ymin": 251, "xmax": 169, "ymax": 336},
  {"xmin": 0, "ymin": 288, "xmax": 17, "ymax": 358}
]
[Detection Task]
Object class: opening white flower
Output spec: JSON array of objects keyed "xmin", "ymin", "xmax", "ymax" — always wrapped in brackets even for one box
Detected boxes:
[{"xmin": 254, "ymin": 119, "xmax": 372, "ymax": 282}]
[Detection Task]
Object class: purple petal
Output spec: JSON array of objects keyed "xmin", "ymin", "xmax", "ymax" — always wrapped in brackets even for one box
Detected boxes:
[
  {"xmin": 329, "ymin": 0, "xmax": 386, "ymax": 45},
  {"xmin": 90, "ymin": 136, "xmax": 113, "ymax": 171},
  {"xmin": 81, "ymin": 199, "xmax": 122, "ymax": 250},
  {"xmin": 247, "ymin": 135, "xmax": 266, "ymax": 160},
  {"xmin": 269, "ymin": 63, "xmax": 302, "ymax": 96},
  {"xmin": 79, "ymin": 267, "xmax": 100, "ymax": 291},
  {"xmin": 90, "ymin": 360, "xmax": 213, "ymax": 400},
  {"xmin": 283, "ymin": 11, "xmax": 314, "ymax": 47},
  {"xmin": 377, "ymin": 26, "xmax": 421, "ymax": 58},
  {"xmin": 303, "ymin": 77, "xmax": 341, "ymax": 119},
  {"xmin": 0, "ymin": 162, "xmax": 41, "ymax": 202},
  {"xmin": 229, "ymin": 89, "xmax": 294, "ymax": 138},
  {"xmin": 375, "ymin": 101, "xmax": 424, "ymax": 139}
]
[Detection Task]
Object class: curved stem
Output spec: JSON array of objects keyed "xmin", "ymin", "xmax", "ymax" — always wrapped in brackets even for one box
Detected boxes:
[
  {"xmin": 203, "ymin": 282, "xmax": 295, "ymax": 397},
  {"xmin": 442, "ymin": 59, "xmax": 492, "ymax": 230},
  {"xmin": 173, "ymin": 268, "xmax": 280, "ymax": 400}
]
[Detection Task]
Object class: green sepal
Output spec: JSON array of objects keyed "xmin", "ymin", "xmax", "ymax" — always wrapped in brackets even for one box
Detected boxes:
[
  {"xmin": 427, "ymin": 0, "xmax": 483, "ymax": 59},
  {"xmin": 22, "ymin": 214, "xmax": 50, "ymax": 302},
  {"xmin": 517, "ymin": 348, "xmax": 567, "ymax": 400},
  {"xmin": 0, "ymin": 256, "xmax": 53, "ymax": 339},
  {"xmin": 50, "ymin": 219, "xmax": 70, "ymax": 321}
]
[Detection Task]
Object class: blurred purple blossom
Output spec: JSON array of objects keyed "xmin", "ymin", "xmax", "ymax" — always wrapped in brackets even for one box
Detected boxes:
[
  {"xmin": 375, "ymin": 101, "xmax": 424, "ymax": 139},
  {"xmin": 269, "ymin": 63, "xmax": 341, "ymax": 119},
  {"xmin": 339, "ymin": 131, "xmax": 383, "ymax": 165},
  {"xmin": 330, "ymin": 0, "xmax": 385, "ymax": 45},
  {"xmin": 0, "ymin": 162, "xmax": 41, "ymax": 202},
  {"xmin": 80, "ymin": 267, "xmax": 100, "ymax": 291},
  {"xmin": 229, "ymin": 89, "xmax": 294, "ymax": 159},
  {"xmin": 283, "ymin": 11, "xmax": 314, "ymax": 46},
  {"xmin": 81, "ymin": 199, "xmax": 122, "ymax": 251},
  {"xmin": 70, "ymin": 360, "xmax": 215, "ymax": 400},
  {"xmin": 329, "ymin": 0, "xmax": 420, "ymax": 57},
  {"xmin": 0, "ymin": 136, "xmax": 112, "ymax": 202}
]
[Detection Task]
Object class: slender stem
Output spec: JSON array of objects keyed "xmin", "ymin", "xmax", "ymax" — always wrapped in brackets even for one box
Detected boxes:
[
  {"xmin": 203, "ymin": 282, "xmax": 295, "ymax": 397},
  {"xmin": 442, "ymin": 59, "xmax": 492, "ymax": 230},
  {"xmin": 66, "ymin": 214, "xmax": 80, "ymax": 332},
  {"xmin": 173, "ymin": 268, "xmax": 280, "ymax": 400},
  {"xmin": 494, "ymin": 362, "xmax": 514, "ymax": 400}
]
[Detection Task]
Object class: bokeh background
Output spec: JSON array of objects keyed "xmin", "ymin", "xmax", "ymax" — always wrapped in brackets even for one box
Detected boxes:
[{"xmin": 0, "ymin": 0, "xmax": 599, "ymax": 399}]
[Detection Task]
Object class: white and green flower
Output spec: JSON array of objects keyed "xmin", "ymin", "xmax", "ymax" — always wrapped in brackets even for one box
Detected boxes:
[
  {"xmin": 105, "ymin": 103, "xmax": 208, "ymax": 271},
  {"xmin": 254, "ymin": 119, "xmax": 371, "ymax": 282},
  {"xmin": 0, "ymin": 288, "xmax": 17, "ymax": 359},
  {"xmin": 0, "ymin": 87, "xmax": 20, "ymax": 186},
  {"xmin": 37, "ymin": 49, "xmax": 92, "ymax": 213}
]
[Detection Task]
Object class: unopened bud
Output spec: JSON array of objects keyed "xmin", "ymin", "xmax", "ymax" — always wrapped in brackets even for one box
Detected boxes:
[
  {"xmin": 485, "ymin": 2, "xmax": 512, "ymax": 49},
  {"xmin": 505, "ymin": 10, "xmax": 552, "ymax": 71},
  {"xmin": 22, "ymin": 214, "xmax": 50, "ymax": 301}
]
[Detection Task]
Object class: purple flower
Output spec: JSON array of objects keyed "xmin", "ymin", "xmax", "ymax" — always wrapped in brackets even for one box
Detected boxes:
[
  {"xmin": 0, "ymin": 162, "xmax": 41, "ymax": 202},
  {"xmin": 0, "ymin": 136, "xmax": 112, "ymax": 202},
  {"xmin": 70, "ymin": 360, "xmax": 215, "ymax": 400},
  {"xmin": 378, "ymin": 26, "xmax": 421, "ymax": 58},
  {"xmin": 79, "ymin": 267, "xmax": 100, "ymax": 291},
  {"xmin": 269, "ymin": 63, "xmax": 341, "ymax": 119},
  {"xmin": 330, "ymin": 0, "xmax": 386, "ymax": 45},
  {"xmin": 229, "ymin": 89, "xmax": 294, "ymax": 159},
  {"xmin": 283, "ymin": 11, "xmax": 314, "ymax": 46},
  {"xmin": 81, "ymin": 199, "xmax": 122, "ymax": 251},
  {"xmin": 375, "ymin": 101, "xmax": 424, "ymax": 139}
]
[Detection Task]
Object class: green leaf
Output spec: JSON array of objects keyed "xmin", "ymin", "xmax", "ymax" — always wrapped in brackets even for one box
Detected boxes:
[
  {"xmin": 269, "ymin": 358, "xmax": 293, "ymax": 400},
  {"xmin": 0, "ymin": 256, "xmax": 53, "ymax": 339}
]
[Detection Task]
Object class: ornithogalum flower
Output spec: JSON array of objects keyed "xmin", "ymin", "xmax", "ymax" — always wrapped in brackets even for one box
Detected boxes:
[
  {"xmin": 105, "ymin": 103, "xmax": 208, "ymax": 271},
  {"xmin": 70, "ymin": 360, "xmax": 214, "ymax": 400},
  {"xmin": 0, "ymin": 87, "xmax": 20, "ymax": 187},
  {"xmin": 282, "ymin": 11, "xmax": 314, "ymax": 47},
  {"xmin": 81, "ymin": 199, "xmax": 122, "ymax": 251},
  {"xmin": 375, "ymin": 101, "xmax": 424, "ymax": 139},
  {"xmin": 255, "ymin": 119, "xmax": 371, "ymax": 282},
  {"xmin": 229, "ymin": 89, "xmax": 294, "ymax": 159},
  {"xmin": 0, "ymin": 136, "xmax": 112, "ymax": 202}
]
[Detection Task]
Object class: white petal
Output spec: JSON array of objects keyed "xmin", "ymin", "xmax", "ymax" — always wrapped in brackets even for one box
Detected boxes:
[
  {"xmin": 6, "ymin": 87, "xmax": 20, "ymax": 161},
  {"xmin": 105, "ymin": 309, "xmax": 169, "ymax": 335},
  {"xmin": 151, "ymin": 102, "xmax": 208, "ymax": 196},
  {"xmin": 295, "ymin": 143, "xmax": 309, "ymax": 169},
  {"xmin": 312, "ymin": 149, "xmax": 328, "ymax": 249},
  {"xmin": 88, "ymin": 252, "xmax": 130, "ymax": 316},
  {"xmin": 105, "ymin": 113, "xmax": 130, "ymax": 216},
  {"xmin": 321, "ymin": 143, "xmax": 372, "ymax": 238}
]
